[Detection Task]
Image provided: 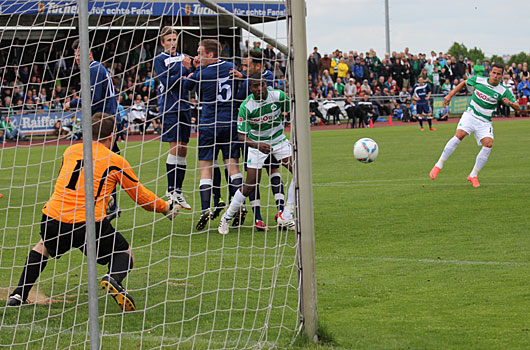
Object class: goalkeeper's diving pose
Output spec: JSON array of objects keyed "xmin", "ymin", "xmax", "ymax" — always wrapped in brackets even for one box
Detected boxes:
[{"xmin": 7, "ymin": 113, "xmax": 181, "ymax": 311}]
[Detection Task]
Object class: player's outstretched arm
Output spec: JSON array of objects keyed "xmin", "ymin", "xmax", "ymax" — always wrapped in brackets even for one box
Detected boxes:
[{"xmin": 503, "ymin": 98, "xmax": 521, "ymax": 111}]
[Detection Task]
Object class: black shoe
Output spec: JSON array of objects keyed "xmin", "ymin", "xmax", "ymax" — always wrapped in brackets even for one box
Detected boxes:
[
  {"xmin": 210, "ymin": 198, "xmax": 226, "ymax": 220},
  {"xmin": 231, "ymin": 207, "xmax": 248, "ymax": 227},
  {"xmin": 7, "ymin": 294, "xmax": 29, "ymax": 306},
  {"xmin": 196, "ymin": 209, "xmax": 211, "ymax": 230},
  {"xmin": 100, "ymin": 274, "xmax": 136, "ymax": 311}
]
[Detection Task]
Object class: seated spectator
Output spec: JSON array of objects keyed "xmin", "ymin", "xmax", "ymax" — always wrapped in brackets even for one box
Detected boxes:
[
  {"xmin": 518, "ymin": 76, "xmax": 530, "ymax": 98},
  {"xmin": 321, "ymin": 93, "xmax": 343, "ymax": 125},
  {"xmin": 129, "ymin": 94, "xmax": 146, "ymax": 133},
  {"xmin": 51, "ymin": 96, "xmax": 63, "ymax": 110},
  {"xmin": 309, "ymin": 91, "xmax": 324, "ymax": 126},
  {"xmin": 0, "ymin": 115, "xmax": 27, "ymax": 141},
  {"xmin": 334, "ymin": 77, "xmax": 345, "ymax": 96},
  {"xmin": 355, "ymin": 94, "xmax": 377, "ymax": 127},
  {"xmin": 53, "ymin": 119, "xmax": 71, "ymax": 138},
  {"xmin": 436, "ymin": 105, "xmax": 450, "ymax": 121},
  {"xmin": 442, "ymin": 78, "xmax": 452, "ymax": 96},
  {"xmin": 409, "ymin": 99, "xmax": 418, "ymax": 121},
  {"xmin": 343, "ymin": 96, "xmax": 357, "ymax": 128},
  {"xmin": 361, "ymin": 79, "xmax": 373, "ymax": 96},
  {"xmin": 321, "ymin": 70, "xmax": 333, "ymax": 87},
  {"xmin": 145, "ymin": 104, "xmax": 161, "ymax": 134},
  {"xmin": 343, "ymin": 78, "xmax": 357, "ymax": 98},
  {"xmin": 323, "ymin": 81, "xmax": 338, "ymax": 98}
]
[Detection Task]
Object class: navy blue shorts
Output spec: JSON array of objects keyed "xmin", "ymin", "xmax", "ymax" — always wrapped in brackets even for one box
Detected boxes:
[
  {"xmin": 161, "ymin": 110, "xmax": 191, "ymax": 143},
  {"xmin": 198, "ymin": 126, "xmax": 240, "ymax": 161},
  {"xmin": 417, "ymin": 102, "xmax": 431, "ymax": 115}
]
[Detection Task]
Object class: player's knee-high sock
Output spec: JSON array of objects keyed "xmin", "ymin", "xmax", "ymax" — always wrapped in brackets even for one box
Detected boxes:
[
  {"xmin": 249, "ymin": 186, "xmax": 263, "ymax": 221},
  {"xmin": 166, "ymin": 154, "xmax": 178, "ymax": 193},
  {"xmin": 225, "ymin": 190, "xmax": 247, "ymax": 219},
  {"xmin": 212, "ymin": 161, "xmax": 222, "ymax": 206},
  {"xmin": 228, "ymin": 173, "xmax": 243, "ymax": 201},
  {"xmin": 435, "ymin": 136, "xmax": 461, "ymax": 169},
  {"xmin": 175, "ymin": 156, "xmax": 187, "ymax": 193},
  {"xmin": 427, "ymin": 119, "xmax": 432, "ymax": 128},
  {"xmin": 199, "ymin": 179, "xmax": 213, "ymax": 211},
  {"xmin": 418, "ymin": 119, "xmax": 424, "ymax": 128},
  {"xmin": 109, "ymin": 252, "xmax": 133, "ymax": 284},
  {"xmin": 282, "ymin": 179, "xmax": 295, "ymax": 218},
  {"xmin": 470, "ymin": 146, "xmax": 491, "ymax": 177},
  {"xmin": 11, "ymin": 250, "xmax": 48, "ymax": 300},
  {"xmin": 270, "ymin": 172, "xmax": 285, "ymax": 212}
]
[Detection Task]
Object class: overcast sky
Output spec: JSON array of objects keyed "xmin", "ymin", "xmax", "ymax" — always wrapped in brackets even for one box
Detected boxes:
[{"xmin": 304, "ymin": 0, "xmax": 529, "ymax": 57}]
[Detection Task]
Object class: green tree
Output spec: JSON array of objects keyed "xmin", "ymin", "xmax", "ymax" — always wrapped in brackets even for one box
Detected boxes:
[
  {"xmin": 467, "ymin": 47, "xmax": 485, "ymax": 63},
  {"xmin": 447, "ymin": 42, "xmax": 468, "ymax": 59},
  {"xmin": 507, "ymin": 52, "xmax": 530, "ymax": 66},
  {"xmin": 489, "ymin": 55, "xmax": 504, "ymax": 65}
]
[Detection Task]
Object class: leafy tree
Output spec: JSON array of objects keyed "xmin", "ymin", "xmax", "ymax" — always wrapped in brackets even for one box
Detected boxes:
[
  {"xmin": 467, "ymin": 47, "xmax": 485, "ymax": 63},
  {"xmin": 507, "ymin": 52, "xmax": 530, "ymax": 66},
  {"xmin": 448, "ymin": 42, "xmax": 468, "ymax": 59},
  {"xmin": 489, "ymin": 55, "xmax": 504, "ymax": 65}
]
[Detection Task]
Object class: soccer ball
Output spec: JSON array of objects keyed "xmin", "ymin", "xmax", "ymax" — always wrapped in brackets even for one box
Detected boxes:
[{"xmin": 353, "ymin": 138, "xmax": 379, "ymax": 163}]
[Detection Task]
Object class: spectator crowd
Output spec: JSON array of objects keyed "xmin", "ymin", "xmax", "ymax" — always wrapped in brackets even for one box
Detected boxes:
[{"xmin": 0, "ymin": 35, "xmax": 529, "ymax": 141}]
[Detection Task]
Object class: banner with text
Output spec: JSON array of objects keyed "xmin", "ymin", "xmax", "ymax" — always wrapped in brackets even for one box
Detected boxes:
[{"xmin": 432, "ymin": 96, "xmax": 471, "ymax": 116}]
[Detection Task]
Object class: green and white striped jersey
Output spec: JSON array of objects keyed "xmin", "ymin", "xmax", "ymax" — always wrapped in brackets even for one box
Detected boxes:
[
  {"xmin": 237, "ymin": 89, "xmax": 291, "ymax": 145},
  {"xmin": 466, "ymin": 75, "xmax": 516, "ymax": 121}
]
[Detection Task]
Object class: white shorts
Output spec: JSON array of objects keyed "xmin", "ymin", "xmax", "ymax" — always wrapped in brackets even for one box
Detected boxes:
[
  {"xmin": 457, "ymin": 111, "xmax": 494, "ymax": 146},
  {"xmin": 247, "ymin": 139, "xmax": 292, "ymax": 169}
]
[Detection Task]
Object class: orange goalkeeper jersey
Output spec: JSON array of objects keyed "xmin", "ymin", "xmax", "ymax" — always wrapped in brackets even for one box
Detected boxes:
[{"xmin": 43, "ymin": 142, "xmax": 167, "ymax": 223}]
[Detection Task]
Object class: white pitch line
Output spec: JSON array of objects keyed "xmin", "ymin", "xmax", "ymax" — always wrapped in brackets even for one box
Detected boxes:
[
  {"xmin": 325, "ymin": 256, "xmax": 530, "ymax": 267},
  {"xmin": 312, "ymin": 180, "xmax": 530, "ymax": 187}
]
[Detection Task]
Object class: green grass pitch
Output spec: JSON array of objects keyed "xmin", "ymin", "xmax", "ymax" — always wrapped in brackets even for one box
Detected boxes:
[{"xmin": 2, "ymin": 119, "xmax": 530, "ymax": 349}]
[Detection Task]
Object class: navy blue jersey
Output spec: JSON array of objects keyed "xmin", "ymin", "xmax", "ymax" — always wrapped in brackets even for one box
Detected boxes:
[
  {"xmin": 412, "ymin": 83, "xmax": 431, "ymax": 103},
  {"xmin": 234, "ymin": 69, "xmax": 274, "ymax": 104},
  {"xmin": 183, "ymin": 60, "xmax": 237, "ymax": 128},
  {"xmin": 70, "ymin": 61, "xmax": 117, "ymax": 116},
  {"xmin": 154, "ymin": 52, "xmax": 191, "ymax": 113}
]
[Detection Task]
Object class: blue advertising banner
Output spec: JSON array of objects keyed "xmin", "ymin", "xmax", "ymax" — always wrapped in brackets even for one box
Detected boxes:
[
  {"xmin": 7, "ymin": 111, "xmax": 80, "ymax": 135},
  {"xmin": 0, "ymin": 1, "xmax": 286, "ymax": 17}
]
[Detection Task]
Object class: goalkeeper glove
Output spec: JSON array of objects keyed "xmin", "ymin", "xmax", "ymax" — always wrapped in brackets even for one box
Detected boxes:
[{"xmin": 163, "ymin": 200, "xmax": 182, "ymax": 221}]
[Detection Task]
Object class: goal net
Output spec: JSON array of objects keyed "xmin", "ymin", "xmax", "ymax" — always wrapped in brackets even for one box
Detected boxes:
[{"xmin": 0, "ymin": 1, "xmax": 303, "ymax": 348}]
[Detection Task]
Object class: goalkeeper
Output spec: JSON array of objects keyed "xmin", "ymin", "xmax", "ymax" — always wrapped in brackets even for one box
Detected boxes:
[{"xmin": 7, "ymin": 113, "xmax": 181, "ymax": 311}]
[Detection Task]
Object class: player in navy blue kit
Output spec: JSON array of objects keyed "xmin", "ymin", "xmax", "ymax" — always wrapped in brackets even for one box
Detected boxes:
[
  {"xmin": 153, "ymin": 27, "xmax": 193, "ymax": 210},
  {"xmin": 183, "ymin": 39, "xmax": 243, "ymax": 231},
  {"xmin": 229, "ymin": 50, "xmax": 285, "ymax": 232},
  {"xmin": 65, "ymin": 39, "xmax": 121, "ymax": 221},
  {"xmin": 412, "ymin": 77, "xmax": 436, "ymax": 131}
]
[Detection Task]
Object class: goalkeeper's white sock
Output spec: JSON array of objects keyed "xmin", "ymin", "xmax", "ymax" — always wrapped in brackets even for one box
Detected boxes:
[
  {"xmin": 469, "ymin": 146, "xmax": 491, "ymax": 177},
  {"xmin": 435, "ymin": 136, "xmax": 461, "ymax": 169},
  {"xmin": 225, "ymin": 189, "xmax": 246, "ymax": 219}
]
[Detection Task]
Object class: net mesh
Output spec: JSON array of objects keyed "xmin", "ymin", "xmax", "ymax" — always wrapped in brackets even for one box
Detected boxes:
[{"xmin": 0, "ymin": 1, "xmax": 300, "ymax": 348}]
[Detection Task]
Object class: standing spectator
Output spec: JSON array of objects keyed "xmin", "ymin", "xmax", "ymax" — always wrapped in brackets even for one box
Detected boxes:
[
  {"xmin": 318, "ymin": 54, "xmax": 331, "ymax": 75},
  {"xmin": 337, "ymin": 57, "xmax": 349, "ymax": 81},
  {"xmin": 308, "ymin": 54, "xmax": 319, "ymax": 84},
  {"xmin": 312, "ymin": 47, "xmax": 321, "ymax": 67},
  {"xmin": 353, "ymin": 57, "xmax": 364, "ymax": 82},
  {"xmin": 330, "ymin": 51, "xmax": 339, "ymax": 81},
  {"xmin": 455, "ymin": 56, "xmax": 467, "ymax": 79},
  {"xmin": 430, "ymin": 66, "xmax": 442, "ymax": 95},
  {"xmin": 519, "ymin": 62, "xmax": 530, "ymax": 81},
  {"xmin": 473, "ymin": 59, "xmax": 485, "ymax": 76},
  {"xmin": 263, "ymin": 44, "xmax": 275, "ymax": 65}
]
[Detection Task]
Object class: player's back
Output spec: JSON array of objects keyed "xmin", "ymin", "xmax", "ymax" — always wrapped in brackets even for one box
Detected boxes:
[
  {"xmin": 195, "ymin": 60, "xmax": 237, "ymax": 128},
  {"xmin": 43, "ymin": 143, "xmax": 129, "ymax": 223},
  {"xmin": 90, "ymin": 61, "xmax": 117, "ymax": 116}
]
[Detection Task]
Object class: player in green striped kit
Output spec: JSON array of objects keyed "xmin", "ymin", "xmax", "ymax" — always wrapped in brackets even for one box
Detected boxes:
[
  {"xmin": 218, "ymin": 74, "xmax": 295, "ymax": 234},
  {"xmin": 429, "ymin": 63, "xmax": 520, "ymax": 187}
]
